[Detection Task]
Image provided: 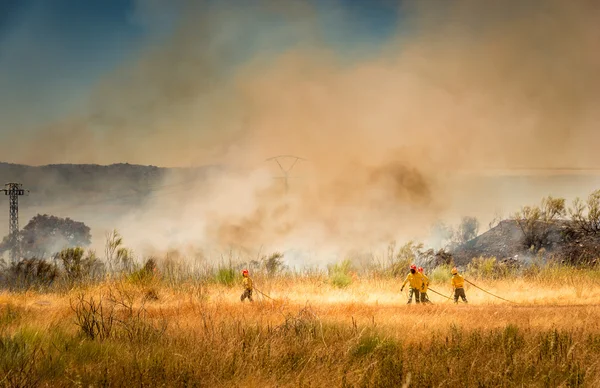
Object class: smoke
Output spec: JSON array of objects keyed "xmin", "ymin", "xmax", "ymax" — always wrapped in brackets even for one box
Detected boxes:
[{"xmin": 3, "ymin": 0, "xmax": 600, "ymax": 265}]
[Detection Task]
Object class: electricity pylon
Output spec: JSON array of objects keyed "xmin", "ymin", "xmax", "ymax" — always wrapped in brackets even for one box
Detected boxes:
[
  {"xmin": 1, "ymin": 183, "xmax": 28, "ymax": 264},
  {"xmin": 266, "ymin": 155, "xmax": 306, "ymax": 194}
]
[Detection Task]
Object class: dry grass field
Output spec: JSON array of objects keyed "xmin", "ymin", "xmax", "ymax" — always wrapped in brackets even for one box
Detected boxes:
[{"xmin": 1, "ymin": 265, "xmax": 600, "ymax": 387}]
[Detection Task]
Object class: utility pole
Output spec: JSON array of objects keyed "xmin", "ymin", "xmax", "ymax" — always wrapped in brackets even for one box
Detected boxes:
[
  {"xmin": 1, "ymin": 183, "xmax": 28, "ymax": 264},
  {"xmin": 266, "ymin": 155, "xmax": 306, "ymax": 194}
]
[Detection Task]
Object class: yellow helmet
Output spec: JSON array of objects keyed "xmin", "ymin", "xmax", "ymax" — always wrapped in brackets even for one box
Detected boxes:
[{"xmin": 451, "ymin": 267, "xmax": 458, "ymax": 274}]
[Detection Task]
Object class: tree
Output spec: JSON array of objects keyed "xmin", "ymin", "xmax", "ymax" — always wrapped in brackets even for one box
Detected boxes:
[
  {"xmin": 569, "ymin": 189, "xmax": 600, "ymax": 235},
  {"xmin": 512, "ymin": 195, "xmax": 566, "ymax": 251},
  {"xmin": 454, "ymin": 216, "xmax": 480, "ymax": 245},
  {"xmin": 0, "ymin": 214, "xmax": 92, "ymax": 259},
  {"xmin": 263, "ymin": 252, "xmax": 285, "ymax": 276}
]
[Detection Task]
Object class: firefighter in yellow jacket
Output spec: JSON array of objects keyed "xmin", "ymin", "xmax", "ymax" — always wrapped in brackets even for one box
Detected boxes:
[
  {"xmin": 240, "ymin": 269, "xmax": 253, "ymax": 302},
  {"xmin": 418, "ymin": 267, "xmax": 431, "ymax": 304},
  {"xmin": 451, "ymin": 267, "xmax": 468, "ymax": 304},
  {"xmin": 401, "ymin": 264, "xmax": 424, "ymax": 304}
]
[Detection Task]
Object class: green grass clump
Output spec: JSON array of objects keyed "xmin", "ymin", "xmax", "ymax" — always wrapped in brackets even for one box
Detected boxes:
[
  {"xmin": 215, "ymin": 267, "xmax": 236, "ymax": 287},
  {"xmin": 327, "ymin": 259, "xmax": 353, "ymax": 288},
  {"xmin": 430, "ymin": 263, "xmax": 453, "ymax": 284},
  {"xmin": 127, "ymin": 267, "xmax": 156, "ymax": 286}
]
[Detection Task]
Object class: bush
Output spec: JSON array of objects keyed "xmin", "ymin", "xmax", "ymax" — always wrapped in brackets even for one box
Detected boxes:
[
  {"xmin": 2, "ymin": 258, "xmax": 58, "ymax": 291},
  {"xmin": 466, "ymin": 257, "xmax": 519, "ymax": 280},
  {"xmin": 59, "ymin": 247, "xmax": 104, "ymax": 286},
  {"xmin": 71, "ymin": 289, "xmax": 167, "ymax": 343},
  {"xmin": 70, "ymin": 293, "xmax": 114, "ymax": 341},
  {"xmin": 391, "ymin": 241, "xmax": 423, "ymax": 277},
  {"xmin": 327, "ymin": 259, "xmax": 353, "ymax": 288},
  {"xmin": 127, "ymin": 258, "xmax": 158, "ymax": 286},
  {"xmin": 330, "ymin": 272, "xmax": 352, "ymax": 288},
  {"xmin": 429, "ymin": 264, "xmax": 453, "ymax": 284}
]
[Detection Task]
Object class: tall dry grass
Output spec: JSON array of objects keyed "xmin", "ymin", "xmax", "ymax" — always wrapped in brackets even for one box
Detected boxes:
[{"xmin": 1, "ymin": 268, "xmax": 600, "ymax": 387}]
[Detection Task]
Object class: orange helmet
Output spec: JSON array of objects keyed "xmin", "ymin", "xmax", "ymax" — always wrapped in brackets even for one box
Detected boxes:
[
  {"xmin": 417, "ymin": 267, "xmax": 423, "ymax": 273},
  {"xmin": 410, "ymin": 264, "xmax": 417, "ymax": 270},
  {"xmin": 242, "ymin": 269, "xmax": 249, "ymax": 275},
  {"xmin": 451, "ymin": 267, "xmax": 458, "ymax": 274}
]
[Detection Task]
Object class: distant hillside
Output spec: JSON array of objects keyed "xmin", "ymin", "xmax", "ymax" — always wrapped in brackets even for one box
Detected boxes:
[
  {"xmin": 451, "ymin": 219, "xmax": 600, "ymax": 266},
  {"xmin": 0, "ymin": 162, "xmax": 222, "ymax": 207}
]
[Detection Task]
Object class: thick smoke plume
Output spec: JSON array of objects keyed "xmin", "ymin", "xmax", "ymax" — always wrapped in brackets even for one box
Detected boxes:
[{"xmin": 3, "ymin": 0, "xmax": 600, "ymax": 265}]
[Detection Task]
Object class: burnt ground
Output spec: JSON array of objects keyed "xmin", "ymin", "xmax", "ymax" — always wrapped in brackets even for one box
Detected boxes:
[{"xmin": 450, "ymin": 219, "xmax": 600, "ymax": 266}]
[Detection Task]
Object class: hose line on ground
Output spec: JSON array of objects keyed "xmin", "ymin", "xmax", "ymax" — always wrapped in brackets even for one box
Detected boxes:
[
  {"xmin": 427, "ymin": 287, "xmax": 453, "ymax": 300},
  {"xmin": 464, "ymin": 278, "xmax": 517, "ymax": 304},
  {"xmin": 254, "ymin": 287, "xmax": 276, "ymax": 301}
]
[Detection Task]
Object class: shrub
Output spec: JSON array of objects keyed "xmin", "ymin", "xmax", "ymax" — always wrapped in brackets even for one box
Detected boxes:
[
  {"xmin": 466, "ymin": 257, "xmax": 517, "ymax": 280},
  {"xmin": 327, "ymin": 259, "xmax": 353, "ymax": 288},
  {"xmin": 127, "ymin": 258, "xmax": 158, "ymax": 286},
  {"xmin": 330, "ymin": 272, "xmax": 352, "ymax": 288},
  {"xmin": 3, "ymin": 258, "xmax": 58, "ymax": 291},
  {"xmin": 391, "ymin": 241, "xmax": 423, "ymax": 277},
  {"xmin": 59, "ymin": 247, "xmax": 104, "ymax": 285},
  {"xmin": 429, "ymin": 264, "xmax": 453, "ymax": 284},
  {"xmin": 70, "ymin": 293, "xmax": 115, "ymax": 341},
  {"xmin": 71, "ymin": 289, "xmax": 167, "ymax": 344}
]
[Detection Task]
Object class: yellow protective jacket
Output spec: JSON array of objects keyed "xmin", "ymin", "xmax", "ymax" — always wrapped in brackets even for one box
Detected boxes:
[
  {"xmin": 421, "ymin": 274, "xmax": 429, "ymax": 292},
  {"xmin": 451, "ymin": 274, "xmax": 464, "ymax": 289},
  {"xmin": 242, "ymin": 276, "xmax": 253, "ymax": 290},
  {"xmin": 402, "ymin": 272, "xmax": 424, "ymax": 290}
]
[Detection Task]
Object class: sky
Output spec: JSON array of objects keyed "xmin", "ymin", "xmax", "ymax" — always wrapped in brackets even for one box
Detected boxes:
[
  {"xmin": 0, "ymin": 0, "xmax": 142, "ymax": 128},
  {"xmin": 0, "ymin": 0, "xmax": 399, "ymax": 136}
]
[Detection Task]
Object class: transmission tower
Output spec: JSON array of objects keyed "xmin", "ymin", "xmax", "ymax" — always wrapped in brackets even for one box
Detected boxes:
[
  {"xmin": 1, "ymin": 183, "xmax": 28, "ymax": 264},
  {"xmin": 266, "ymin": 155, "xmax": 306, "ymax": 194}
]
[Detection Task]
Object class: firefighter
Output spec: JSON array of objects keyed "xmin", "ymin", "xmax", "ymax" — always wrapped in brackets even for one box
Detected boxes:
[
  {"xmin": 401, "ymin": 264, "xmax": 424, "ymax": 304},
  {"xmin": 240, "ymin": 269, "xmax": 253, "ymax": 302},
  {"xmin": 451, "ymin": 267, "xmax": 468, "ymax": 304},
  {"xmin": 418, "ymin": 267, "xmax": 431, "ymax": 304}
]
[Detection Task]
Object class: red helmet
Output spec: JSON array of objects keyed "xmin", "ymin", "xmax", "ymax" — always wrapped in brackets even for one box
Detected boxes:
[
  {"xmin": 418, "ymin": 267, "xmax": 423, "ymax": 273},
  {"xmin": 410, "ymin": 264, "xmax": 417, "ymax": 270},
  {"xmin": 242, "ymin": 269, "xmax": 249, "ymax": 275}
]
